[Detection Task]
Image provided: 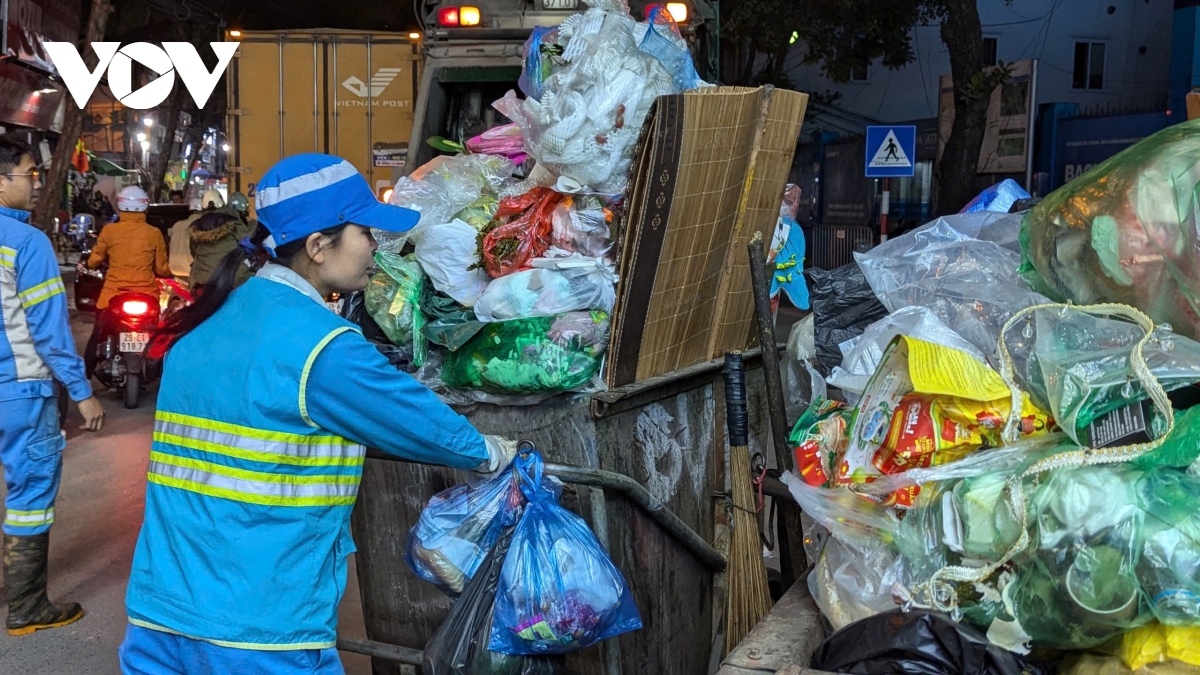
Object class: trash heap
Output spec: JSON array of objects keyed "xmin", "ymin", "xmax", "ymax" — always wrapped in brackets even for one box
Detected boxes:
[
  {"xmin": 788, "ymin": 121, "xmax": 1200, "ymax": 673},
  {"xmin": 361, "ymin": 0, "xmax": 709, "ymax": 405}
]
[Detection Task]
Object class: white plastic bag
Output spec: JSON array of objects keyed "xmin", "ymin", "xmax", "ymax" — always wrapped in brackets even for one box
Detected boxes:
[
  {"xmin": 473, "ymin": 254, "xmax": 616, "ymax": 322},
  {"xmin": 413, "ymin": 219, "xmax": 491, "ymax": 307}
]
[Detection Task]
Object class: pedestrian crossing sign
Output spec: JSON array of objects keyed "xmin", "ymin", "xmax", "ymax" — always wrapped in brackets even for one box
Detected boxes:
[{"xmin": 865, "ymin": 125, "xmax": 916, "ymax": 177}]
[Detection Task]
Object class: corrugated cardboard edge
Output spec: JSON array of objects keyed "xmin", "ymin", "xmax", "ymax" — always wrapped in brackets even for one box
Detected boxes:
[{"xmin": 708, "ymin": 88, "xmax": 809, "ymax": 357}]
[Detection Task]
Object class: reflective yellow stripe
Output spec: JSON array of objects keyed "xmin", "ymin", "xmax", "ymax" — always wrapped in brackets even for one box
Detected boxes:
[
  {"xmin": 0, "ymin": 246, "xmax": 15, "ymax": 268},
  {"xmin": 150, "ymin": 451, "xmax": 360, "ymax": 487},
  {"xmin": 4, "ymin": 507, "xmax": 54, "ymax": 526},
  {"xmin": 19, "ymin": 277, "xmax": 65, "ymax": 308},
  {"xmin": 153, "ymin": 431, "xmax": 364, "ymax": 468},
  {"xmin": 127, "ymin": 619, "xmax": 336, "ymax": 651},
  {"xmin": 155, "ymin": 411, "xmax": 356, "ymax": 447},
  {"xmin": 299, "ymin": 326, "xmax": 356, "ymax": 427},
  {"xmin": 147, "ymin": 472, "xmax": 357, "ymax": 507}
]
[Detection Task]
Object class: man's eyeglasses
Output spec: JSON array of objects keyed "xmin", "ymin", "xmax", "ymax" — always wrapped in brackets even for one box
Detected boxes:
[{"xmin": 1, "ymin": 169, "xmax": 40, "ymax": 181}]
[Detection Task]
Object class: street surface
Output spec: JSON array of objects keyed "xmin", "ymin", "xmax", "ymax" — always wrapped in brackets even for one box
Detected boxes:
[{"xmin": 0, "ymin": 275, "xmax": 372, "ymax": 674}]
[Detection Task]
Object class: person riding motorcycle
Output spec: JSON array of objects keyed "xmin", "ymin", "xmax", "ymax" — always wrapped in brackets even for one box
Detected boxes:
[
  {"xmin": 188, "ymin": 190, "xmax": 256, "ymax": 290},
  {"xmin": 85, "ymin": 186, "xmax": 170, "ymax": 371}
]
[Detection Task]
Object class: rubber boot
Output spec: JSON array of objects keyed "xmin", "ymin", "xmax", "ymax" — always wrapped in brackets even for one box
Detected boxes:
[{"xmin": 4, "ymin": 533, "xmax": 83, "ymax": 635}]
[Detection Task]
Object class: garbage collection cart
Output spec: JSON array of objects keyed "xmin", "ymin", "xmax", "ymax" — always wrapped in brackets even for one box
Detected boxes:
[{"xmin": 348, "ymin": 349, "xmax": 813, "ymax": 674}]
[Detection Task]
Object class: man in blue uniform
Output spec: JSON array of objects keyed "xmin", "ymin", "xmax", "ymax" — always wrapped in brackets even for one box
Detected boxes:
[{"xmin": 0, "ymin": 137, "xmax": 106, "ymax": 635}]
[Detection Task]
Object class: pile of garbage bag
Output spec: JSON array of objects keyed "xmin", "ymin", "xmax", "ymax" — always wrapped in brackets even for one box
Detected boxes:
[
  {"xmin": 414, "ymin": 448, "xmax": 642, "ymax": 674},
  {"xmin": 364, "ymin": 0, "xmax": 710, "ymax": 404},
  {"xmin": 782, "ymin": 154, "xmax": 1200, "ymax": 672}
]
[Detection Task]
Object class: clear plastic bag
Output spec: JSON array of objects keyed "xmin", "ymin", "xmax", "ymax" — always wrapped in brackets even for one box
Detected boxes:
[
  {"xmin": 441, "ymin": 311, "xmax": 610, "ymax": 395},
  {"xmin": 496, "ymin": 1, "xmax": 676, "ymax": 193},
  {"xmin": 549, "ymin": 195, "xmax": 612, "ymax": 258},
  {"xmin": 489, "ymin": 450, "xmax": 641, "ymax": 655},
  {"xmin": 807, "ymin": 534, "xmax": 909, "ymax": 631},
  {"xmin": 406, "ymin": 466, "xmax": 526, "ymax": 596},
  {"xmin": 1009, "ymin": 463, "xmax": 1152, "ymax": 649},
  {"xmin": 364, "ymin": 252, "xmax": 426, "ymax": 365},
  {"xmin": 1000, "ymin": 305, "xmax": 1200, "ymax": 446},
  {"xmin": 1136, "ymin": 469, "xmax": 1200, "ymax": 625},
  {"xmin": 1019, "ymin": 120, "xmax": 1200, "ymax": 341},
  {"xmin": 637, "ymin": 6, "xmax": 707, "ymax": 91},
  {"xmin": 473, "ymin": 254, "xmax": 616, "ymax": 322},
  {"xmin": 379, "ymin": 177, "xmax": 458, "ymax": 253},
  {"xmin": 855, "ymin": 212, "xmax": 1048, "ymax": 363},
  {"xmin": 415, "ymin": 219, "xmax": 492, "ymax": 307}
]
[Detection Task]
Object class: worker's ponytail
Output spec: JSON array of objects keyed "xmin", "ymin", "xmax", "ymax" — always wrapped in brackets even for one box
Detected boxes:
[{"xmin": 148, "ymin": 221, "xmax": 347, "ymax": 358}]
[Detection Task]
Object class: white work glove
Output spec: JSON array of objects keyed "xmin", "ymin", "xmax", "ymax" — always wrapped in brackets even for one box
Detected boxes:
[{"xmin": 476, "ymin": 435, "xmax": 519, "ymax": 476}]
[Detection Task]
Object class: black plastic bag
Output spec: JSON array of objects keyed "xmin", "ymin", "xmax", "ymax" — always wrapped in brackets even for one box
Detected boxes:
[
  {"xmin": 422, "ymin": 529, "xmax": 563, "ymax": 675},
  {"xmin": 809, "ymin": 610, "xmax": 1049, "ymax": 675},
  {"xmin": 803, "ymin": 263, "xmax": 888, "ymax": 374}
]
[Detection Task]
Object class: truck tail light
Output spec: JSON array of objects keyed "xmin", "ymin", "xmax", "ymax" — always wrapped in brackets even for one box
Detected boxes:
[
  {"xmin": 438, "ymin": 6, "xmax": 481, "ymax": 27},
  {"xmin": 645, "ymin": 2, "xmax": 688, "ymax": 23}
]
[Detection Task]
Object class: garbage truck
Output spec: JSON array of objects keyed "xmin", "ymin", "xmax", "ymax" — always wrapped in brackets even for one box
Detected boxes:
[{"xmin": 404, "ymin": 0, "xmax": 719, "ymax": 172}]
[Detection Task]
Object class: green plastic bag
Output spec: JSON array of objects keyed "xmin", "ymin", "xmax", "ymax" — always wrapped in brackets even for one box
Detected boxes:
[
  {"xmin": 420, "ymin": 276, "xmax": 487, "ymax": 351},
  {"xmin": 441, "ymin": 311, "xmax": 609, "ymax": 395},
  {"xmin": 1020, "ymin": 119, "xmax": 1200, "ymax": 340},
  {"xmin": 365, "ymin": 251, "xmax": 427, "ymax": 366}
]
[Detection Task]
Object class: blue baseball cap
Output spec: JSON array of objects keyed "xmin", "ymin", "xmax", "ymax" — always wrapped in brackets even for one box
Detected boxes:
[{"xmin": 254, "ymin": 153, "xmax": 418, "ymax": 255}]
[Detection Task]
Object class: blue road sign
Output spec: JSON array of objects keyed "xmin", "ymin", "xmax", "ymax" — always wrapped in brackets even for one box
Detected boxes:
[{"xmin": 865, "ymin": 125, "xmax": 916, "ymax": 178}]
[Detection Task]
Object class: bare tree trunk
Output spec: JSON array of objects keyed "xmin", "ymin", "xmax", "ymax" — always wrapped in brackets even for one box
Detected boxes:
[
  {"xmin": 32, "ymin": 0, "xmax": 113, "ymax": 232},
  {"xmin": 148, "ymin": 80, "xmax": 186, "ymax": 202},
  {"xmin": 935, "ymin": 0, "xmax": 995, "ymax": 215}
]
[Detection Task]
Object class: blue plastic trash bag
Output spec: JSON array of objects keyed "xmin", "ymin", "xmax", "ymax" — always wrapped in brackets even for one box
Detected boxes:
[
  {"xmin": 959, "ymin": 179, "xmax": 1030, "ymax": 214},
  {"xmin": 519, "ymin": 27, "xmax": 559, "ymax": 101},
  {"xmin": 405, "ymin": 466, "xmax": 526, "ymax": 596},
  {"xmin": 638, "ymin": 6, "xmax": 706, "ymax": 92},
  {"xmin": 490, "ymin": 450, "xmax": 642, "ymax": 655}
]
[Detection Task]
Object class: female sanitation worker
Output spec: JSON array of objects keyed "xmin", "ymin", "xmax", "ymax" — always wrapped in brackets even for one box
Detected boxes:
[{"xmin": 117, "ymin": 154, "xmax": 514, "ymax": 674}]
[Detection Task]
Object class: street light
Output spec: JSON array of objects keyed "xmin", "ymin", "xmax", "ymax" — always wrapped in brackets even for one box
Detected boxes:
[
  {"xmin": 137, "ymin": 132, "xmax": 146, "ymax": 142},
  {"xmin": 143, "ymin": 117, "xmax": 154, "ymax": 127},
  {"xmin": 221, "ymin": 143, "xmax": 230, "ymax": 152},
  {"xmin": 140, "ymin": 140, "xmax": 150, "ymax": 151}
]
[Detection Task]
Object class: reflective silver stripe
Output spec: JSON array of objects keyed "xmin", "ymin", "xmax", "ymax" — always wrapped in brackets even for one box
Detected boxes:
[
  {"xmin": 0, "ymin": 249, "xmax": 52, "ymax": 381},
  {"xmin": 0, "ymin": 246, "xmax": 15, "ymax": 267},
  {"xmin": 19, "ymin": 277, "xmax": 65, "ymax": 308},
  {"xmin": 4, "ymin": 508, "xmax": 54, "ymax": 525},
  {"xmin": 149, "ymin": 460, "xmax": 360, "ymax": 500},
  {"xmin": 154, "ymin": 420, "xmax": 364, "ymax": 460},
  {"xmin": 255, "ymin": 160, "xmax": 358, "ymax": 208}
]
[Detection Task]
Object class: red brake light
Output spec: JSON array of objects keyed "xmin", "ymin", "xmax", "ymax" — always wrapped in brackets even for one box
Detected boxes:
[
  {"xmin": 122, "ymin": 300, "xmax": 150, "ymax": 315},
  {"xmin": 438, "ymin": 6, "xmax": 480, "ymax": 27}
]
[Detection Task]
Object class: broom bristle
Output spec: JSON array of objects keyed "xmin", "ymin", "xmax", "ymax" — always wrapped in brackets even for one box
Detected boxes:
[{"xmin": 725, "ymin": 444, "xmax": 773, "ymax": 653}]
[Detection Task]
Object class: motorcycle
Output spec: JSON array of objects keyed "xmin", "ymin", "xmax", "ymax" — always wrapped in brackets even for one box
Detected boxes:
[{"xmin": 87, "ymin": 279, "xmax": 193, "ymax": 409}]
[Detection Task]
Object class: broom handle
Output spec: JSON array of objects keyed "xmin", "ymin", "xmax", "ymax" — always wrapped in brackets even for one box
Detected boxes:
[
  {"xmin": 747, "ymin": 231, "xmax": 793, "ymax": 472},
  {"xmin": 723, "ymin": 351, "xmax": 748, "ymax": 447}
]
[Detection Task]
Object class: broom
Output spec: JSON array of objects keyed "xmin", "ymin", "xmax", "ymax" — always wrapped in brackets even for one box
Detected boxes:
[{"xmin": 723, "ymin": 350, "xmax": 773, "ymax": 653}]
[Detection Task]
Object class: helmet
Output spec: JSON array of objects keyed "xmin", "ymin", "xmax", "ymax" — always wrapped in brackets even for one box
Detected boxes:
[
  {"xmin": 228, "ymin": 192, "xmax": 249, "ymax": 213},
  {"xmin": 117, "ymin": 186, "xmax": 149, "ymax": 212},
  {"xmin": 67, "ymin": 213, "xmax": 94, "ymax": 236},
  {"xmin": 202, "ymin": 189, "xmax": 225, "ymax": 209}
]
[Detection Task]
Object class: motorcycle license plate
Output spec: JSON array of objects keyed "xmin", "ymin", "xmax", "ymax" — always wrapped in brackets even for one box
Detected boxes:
[{"xmin": 119, "ymin": 332, "xmax": 150, "ymax": 353}]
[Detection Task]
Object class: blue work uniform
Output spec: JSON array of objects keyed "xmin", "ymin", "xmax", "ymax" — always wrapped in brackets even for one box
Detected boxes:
[
  {"xmin": 0, "ymin": 205, "xmax": 92, "ymax": 536},
  {"xmin": 119, "ymin": 264, "xmax": 489, "ymax": 674}
]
